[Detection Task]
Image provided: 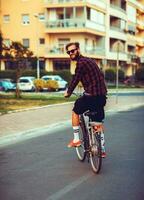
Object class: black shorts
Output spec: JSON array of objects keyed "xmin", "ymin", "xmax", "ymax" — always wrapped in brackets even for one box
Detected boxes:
[{"xmin": 73, "ymin": 95, "xmax": 107, "ymax": 122}]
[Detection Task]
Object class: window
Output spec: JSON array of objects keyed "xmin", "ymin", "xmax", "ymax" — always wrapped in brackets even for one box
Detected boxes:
[
  {"xmin": 58, "ymin": 38, "xmax": 70, "ymax": 53},
  {"xmin": 120, "ymin": 20, "xmax": 126, "ymax": 30},
  {"xmin": 39, "ymin": 38, "xmax": 45, "ymax": 45},
  {"xmin": 38, "ymin": 13, "xmax": 45, "ymax": 21},
  {"xmin": 23, "ymin": 38, "xmax": 30, "ymax": 48},
  {"xmin": 127, "ymin": 5, "xmax": 136, "ymax": 23},
  {"xmin": 90, "ymin": 9, "xmax": 105, "ymax": 25},
  {"xmin": 3, "ymin": 15, "xmax": 10, "ymax": 23},
  {"xmin": 22, "ymin": 14, "xmax": 30, "ymax": 25}
]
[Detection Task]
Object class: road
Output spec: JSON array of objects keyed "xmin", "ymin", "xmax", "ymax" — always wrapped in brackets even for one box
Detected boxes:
[{"xmin": 0, "ymin": 107, "xmax": 144, "ymax": 200}]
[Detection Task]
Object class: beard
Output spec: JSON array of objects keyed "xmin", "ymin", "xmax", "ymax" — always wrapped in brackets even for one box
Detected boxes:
[{"xmin": 70, "ymin": 51, "xmax": 80, "ymax": 61}]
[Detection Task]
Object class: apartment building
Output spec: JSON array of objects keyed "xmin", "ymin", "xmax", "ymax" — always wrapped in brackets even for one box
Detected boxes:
[{"xmin": 0, "ymin": 0, "xmax": 144, "ymax": 76}]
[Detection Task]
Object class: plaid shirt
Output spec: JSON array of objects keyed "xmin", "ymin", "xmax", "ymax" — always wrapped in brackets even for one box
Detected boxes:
[{"xmin": 67, "ymin": 56, "xmax": 107, "ymax": 96}]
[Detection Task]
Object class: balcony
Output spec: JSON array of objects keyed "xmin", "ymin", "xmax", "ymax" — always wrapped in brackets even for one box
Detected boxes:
[
  {"xmin": 44, "ymin": 0, "xmax": 106, "ymax": 10},
  {"xmin": 110, "ymin": 5, "xmax": 127, "ymax": 20},
  {"xmin": 107, "ymin": 50, "xmax": 127, "ymax": 61},
  {"xmin": 45, "ymin": 19, "xmax": 106, "ymax": 34},
  {"xmin": 136, "ymin": 37, "xmax": 144, "ymax": 46},
  {"xmin": 109, "ymin": 28, "xmax": 127, "ymax": 41},
  {"xmin": 45, "ymin": 46, "xmax": 67, "ymax": 58},
  {"xmin": 110, "ymin": 26, "xmax": 125, "ymax": 33},
  {"xmin": 45, "ymin": 46, "xmax": 105, "ymax": 58},
  {"xmin": 84, "ymin": 47, "xmax": 105, "ymax": 57},
  {"xmin": 137, "ymin": 19, "xmax": 144, "ymax": 29},
  {"xmin": 128, "ymin": 0, "xmax": 144, "ymax": 12}
]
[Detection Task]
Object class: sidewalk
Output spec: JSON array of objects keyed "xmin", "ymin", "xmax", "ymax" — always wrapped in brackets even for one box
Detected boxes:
[{"xmin": 0, "ymin": 92, "xmax": 144, "ymax": 146}]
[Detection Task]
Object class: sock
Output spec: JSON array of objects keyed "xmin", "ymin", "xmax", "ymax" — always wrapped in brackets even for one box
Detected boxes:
[{"xmin": 73, "ymin": 126, "xmax": 79, "ymax": 142}]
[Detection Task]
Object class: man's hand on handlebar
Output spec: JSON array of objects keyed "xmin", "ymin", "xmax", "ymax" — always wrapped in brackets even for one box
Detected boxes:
[{"xmin": 64, "ymin": 91, "xmax": 70, "ymax": 98}]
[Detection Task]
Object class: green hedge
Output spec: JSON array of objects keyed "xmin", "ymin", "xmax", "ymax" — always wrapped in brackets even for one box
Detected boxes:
[
  {"xmin": 0, "ymin": 70, "xmax": 16, "ymax": 81},
  {"xmin": 105, "ymin": 68, "xmax": 125, "ymax": 82},
  {"xmin": 135, "ymin": 67, "xmax": 144, "ymax": 81}
]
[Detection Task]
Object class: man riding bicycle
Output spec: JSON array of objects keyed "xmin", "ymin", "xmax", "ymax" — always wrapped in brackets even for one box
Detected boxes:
[{"xmin": 64, "ymin": 42, "xmax": 107, "ymax": 157}]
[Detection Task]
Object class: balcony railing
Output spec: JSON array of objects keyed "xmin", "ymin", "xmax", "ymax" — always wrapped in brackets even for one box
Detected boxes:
[
  {"xmin": 84, "ymin": 47, "xmax": 105, "ymax": 56},
  {"xmin": 137, "ymin": 19, "xmax": 144, "ymax": 28},
  {"xmin": 108, "ymin": 51, "xmax": 127, "ymax": 61},
  {"xmin": 136, "ymin": 37, "xmax": 144, "ymax": 45},
  {"xmin": 46, "ymin": 19, "xmax": 106, "ymax": 32},
  {"xmin": 46, "ymin": 19, "xmax": 85, "ymax": 29},
  {"xmin": 44, "ymin": 0, "xmax": 106, "ymax": 9},
  {"xmin": 110, "ymin": 26, "xmax": 125, "ymax": 33},
  {"xmin": 110, "ymin": 4, "xmax": 126, "ymax": 13},
  {"xmin": 128, "ymin": 0, "xmax": 144, "ymax": 11},
  {"xmin": 46, "ymin": 46, "xmax": 105, "ymax": 56}
]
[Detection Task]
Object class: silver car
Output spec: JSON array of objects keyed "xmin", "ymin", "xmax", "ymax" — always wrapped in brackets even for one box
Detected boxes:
[{"xmin": 41, "ymin": 75, "xmax": 68, "ymax": 90}]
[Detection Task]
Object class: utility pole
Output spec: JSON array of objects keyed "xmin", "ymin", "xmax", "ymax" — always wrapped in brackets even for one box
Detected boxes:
[
  {"xmin": 34, "ymin": 14, "xmax": 40, "ymax": 79},
  {"xmin": 116, "ymin": 41, "xmax": 120, "ymax": 103}
]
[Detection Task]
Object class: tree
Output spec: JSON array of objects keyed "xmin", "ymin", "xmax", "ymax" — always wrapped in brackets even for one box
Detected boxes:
[
  {"xmin": 7, "ymin": 42, "xmax": 34, "ymax": 97},
  {"xmin": 0, "ymin": 32, "xmax": 34, "ymax": 97},
  {"xmin": 0, "ymin": 32, "xmax": 2, "ymax": 59}
]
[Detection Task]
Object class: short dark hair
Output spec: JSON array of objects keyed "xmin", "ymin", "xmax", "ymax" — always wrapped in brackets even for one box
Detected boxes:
[{"xmin": 65, "ymin": 42, "xmax": 80, "ymax": 51}]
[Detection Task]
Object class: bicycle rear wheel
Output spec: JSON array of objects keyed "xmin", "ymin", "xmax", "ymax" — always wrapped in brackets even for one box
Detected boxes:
[
  {"xmin": 76, "ymin": 123, "xmax": 86, "ymax": 162},
  {"xmin": 89, "ymin": 132, "xmax": 102, "ymax": 173}
]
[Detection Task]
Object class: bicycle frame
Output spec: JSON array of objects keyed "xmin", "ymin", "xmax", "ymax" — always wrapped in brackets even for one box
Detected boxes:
[{"xmin": 72, "ymin": 92, "xmax": 103, "ymax": 173}]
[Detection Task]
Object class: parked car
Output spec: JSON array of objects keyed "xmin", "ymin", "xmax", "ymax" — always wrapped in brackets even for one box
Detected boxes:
[
  {"xmin": 0, "ymin": 79, "xmax": 16, "ymax": 92},
  {"xmin": 18, "ymin": 76, "xmax": 36, "ymax": 91},
  {"xmin": 41, "ymin": 75, "xmax": 68, "ymax": 90}
]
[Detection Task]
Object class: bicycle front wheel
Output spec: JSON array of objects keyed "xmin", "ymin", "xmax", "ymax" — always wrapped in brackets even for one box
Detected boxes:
[
  {"xmin": 89, "ymin": 132, "xmax": 102, "ymax": 173},
  {"xmin": 76, "ymin": 124, "xmax": 86, "ymax": 162}
]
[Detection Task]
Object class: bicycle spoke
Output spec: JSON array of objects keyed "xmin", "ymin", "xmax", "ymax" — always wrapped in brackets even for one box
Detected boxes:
[
  {"xmin": 89, "ymin": 133, "xmax": 102, "ymax": 174},
  {"xmin": 75, "ymin": 123, "xmax": 86, "ymax": 161}
]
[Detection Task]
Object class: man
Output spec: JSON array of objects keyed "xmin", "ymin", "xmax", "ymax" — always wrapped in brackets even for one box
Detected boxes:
[{"xmin": 64, "ymin": 42, "xmax": 107, "ymax": 157}]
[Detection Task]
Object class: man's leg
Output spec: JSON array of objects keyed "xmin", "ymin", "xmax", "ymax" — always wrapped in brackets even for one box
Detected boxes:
[
  {"xmin": 67, "ymin": 96, "xmax": 86, "ymax": 148},
  {"xmin": 67, "ymin": 111, "xmax": 81, "ymax": 148},
  {"xmin": 72, "ymin": 111, "xmax": 79, "ymax": 126},
  {"xmin": 90, "ymin": 95, "xmax": 106, "ymax": 158}
]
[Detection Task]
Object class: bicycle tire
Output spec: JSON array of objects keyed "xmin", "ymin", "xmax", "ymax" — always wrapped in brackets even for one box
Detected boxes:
[
  {"xmin": 89, "ymin": 132, "xmax": 102, "ymax": 173},
  {"xmin": 75, "ymin": 116, "xmax": 88, "ymax": 162}
]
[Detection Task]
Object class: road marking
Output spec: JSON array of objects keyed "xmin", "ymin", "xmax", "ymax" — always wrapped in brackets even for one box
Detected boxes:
[{"xmin": 46, "ymin": 173, "xmax": 92, "ymax": 200}]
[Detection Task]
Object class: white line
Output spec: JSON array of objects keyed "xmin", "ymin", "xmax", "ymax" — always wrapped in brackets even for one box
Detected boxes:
[{"xmin": 46, "ymin": 173, "xmax": 92, "ymax": 200}]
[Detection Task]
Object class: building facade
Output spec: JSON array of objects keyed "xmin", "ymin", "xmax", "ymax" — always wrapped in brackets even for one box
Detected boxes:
[{"xmin": 0, "ymin": 0, "xmax": 144, "ymax": 76}]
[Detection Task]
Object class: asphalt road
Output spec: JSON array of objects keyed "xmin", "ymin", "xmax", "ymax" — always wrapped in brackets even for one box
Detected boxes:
[{"xmin": 0, "ymin": 107, "xmax": 144, "ymax": 200}]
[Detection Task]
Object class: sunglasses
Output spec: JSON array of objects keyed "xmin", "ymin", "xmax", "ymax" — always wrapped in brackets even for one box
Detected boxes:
[{"xmin": 67, "ymin": 48, "xmax": 77, "ymax": 55}]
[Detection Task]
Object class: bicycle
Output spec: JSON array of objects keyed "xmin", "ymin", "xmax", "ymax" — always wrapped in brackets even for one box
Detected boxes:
[{"xmin": 73, "ymin": 94, "xmax": 104, "ymax": 174}]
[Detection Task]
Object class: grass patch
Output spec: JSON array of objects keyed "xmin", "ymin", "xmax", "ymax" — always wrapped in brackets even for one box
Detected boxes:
[{"xmin": 0, "ymin": 93, "xmax": 76, "ymax": 114}]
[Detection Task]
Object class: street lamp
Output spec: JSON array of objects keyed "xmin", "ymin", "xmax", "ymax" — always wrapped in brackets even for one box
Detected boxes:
[
  {"xmin": 116, "ymin": 41, "xmax": 120, "ymax": 104},
  {"xmin": 34, "ymin": 14, "xmax": 40, "ymax": 79},
  {"xmin": 113, "ymin": 40, "xmax": 122, "ymax": 104}
]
